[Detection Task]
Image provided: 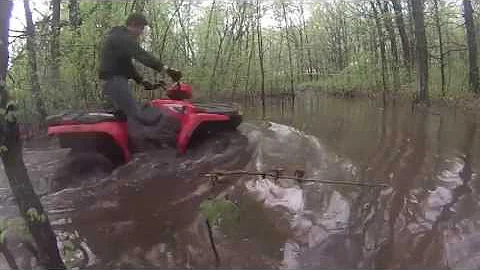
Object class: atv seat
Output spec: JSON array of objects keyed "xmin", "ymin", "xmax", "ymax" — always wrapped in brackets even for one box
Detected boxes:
[{"xmin": 47, "ymin": 111, "xmax": 126, "ymax": 126}]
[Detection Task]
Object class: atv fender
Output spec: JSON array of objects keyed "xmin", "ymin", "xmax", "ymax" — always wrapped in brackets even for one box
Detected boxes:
[{"xmin": 48, "ymin": 121, "xmax": 131, "ymax": 162}]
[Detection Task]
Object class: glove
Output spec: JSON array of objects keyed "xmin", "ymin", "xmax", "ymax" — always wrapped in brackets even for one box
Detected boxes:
[
  {"xmin": 156, "ymin": 80, "xmax": 167, "ymax": 89},
  {"xmin": 166, "ymin": 67, "xmax": 182, "ymax": 82},
  {"xmin": 142, "ymin": 81, "xmax": 155, "ymax": 90}
]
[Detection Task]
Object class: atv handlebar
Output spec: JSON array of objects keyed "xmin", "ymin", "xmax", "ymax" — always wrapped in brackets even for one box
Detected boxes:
[
  {"xmin": 142, "ymin": 80, "xmax": 192, "ymax": 100},
  {"xmin": 144, "ymin": 81, "xmax": 181, "ymax": 90}
]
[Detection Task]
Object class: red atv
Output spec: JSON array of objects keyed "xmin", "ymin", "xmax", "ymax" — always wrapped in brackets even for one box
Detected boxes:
[{"xmin": 46, "ymin": 82, "xmax": 243, "ymax": 169}]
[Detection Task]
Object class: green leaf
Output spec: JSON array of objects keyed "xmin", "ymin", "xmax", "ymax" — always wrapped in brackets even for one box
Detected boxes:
[
  {"xmin": 26, "ymin": 207, "xmax": 44, "ymax": 223},
  {"xmin": 0, "ymin": 145, "xmax": 7, "ymax": 153},
  {"xmin": 199, "ymin": 198, "xmax": 239, "ymax": 227},
  {"xmin": 63, "ymin": 240, "xmax": 75, "ymax": 251},
  {"xmin": 0, "ymin": 217, "xmax": 29, "ymax": 243},
  {"xmin": 0, "ymin": 230, "xmax": 6, "ymax": 244}
]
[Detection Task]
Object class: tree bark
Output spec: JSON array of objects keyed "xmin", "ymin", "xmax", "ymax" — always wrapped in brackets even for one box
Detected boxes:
[
  {"xmin": 434, "ymin": 0, "xmax": 446, "ymax": 97},
  {"xmin": 256, "ymin": 0, "xmax": 265, "ymax": 118},
  {"xmin": 0, "ymin": 1, "xmax": 65, "ymax": 269},
  {"xmin": 244, "ymin": 23, "xmax": 254, "ymax": 97},
  {"xmin": 50, "ymin": 0, "xmax": 61, "ymax": 95},
  {"xmin": 0, "ymin": 0, "xmax": 10, "ymax": 109},
  {"xmin": 463, "ymin": 0, "xmax": 479, "ymax": 93},
  {"xmin": 391, "ymin": 0, "xmax": 412, "ymax": 71},
  {"xmin": 380, "ymin": 0, "xmax": 400, "ymax": 93},
  {"xmin": 411, "ymin": 0, "xmax": 429, "ymax": 104},
  {"xmin": 131, "ymin": 0, "xmax": 146, "ymax": 13},
  {"xmin": 281, "ymin": 1, "xmax": 295, "ymax": 99},
  {"xmin": 371, "ymin": 1, "xmax": 388, "ymax": 106},
  {"xmin": 159, "ymin": 0, "xmax": 184, "ymax": 60},
  {"xmin": 208, "ymin": 21, "xmax": 228, "ymax": 97},
  {"xmin": 407, "ymin": 0, "xmax": 416, "ymax": 66},
  {"xmin": 24, "ymin": 0, "xmax": 47, "ymax": 121},
  {"xmin": 1, "ymin": 116, "xmax": 66, "ymax": 270},
  {"xmin": 300, "ymin": 1, "xmax": 314, "ymax": 80},
  {"xmin": 68, "ymin": 0, "xmax": 82, "ymax": 28}
]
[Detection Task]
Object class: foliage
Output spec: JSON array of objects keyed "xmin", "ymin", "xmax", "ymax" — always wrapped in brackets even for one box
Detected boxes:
[
  {"xmin": 0, "ymin": 217, "xmax": 30, "ymax": 244},
  {"xmin": 5, "ymin": 0, "xmax": 480, "ymax": 121},
  {"xmin": 199, "ymin": 197, "xmax": 239, "ymax": 227}
]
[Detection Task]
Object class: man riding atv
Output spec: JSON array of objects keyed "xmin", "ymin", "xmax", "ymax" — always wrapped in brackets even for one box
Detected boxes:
[{"xmin": 98, "ymin": 13, "xmax": 182, "ymax": 150}]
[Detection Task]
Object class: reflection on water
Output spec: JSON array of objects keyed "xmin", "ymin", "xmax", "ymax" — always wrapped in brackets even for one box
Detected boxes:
[
  {"xmin": 243, "ymin": 93, "xmax": 480, "ymax": 268},
  {"xmin": 0, "ymin": 92, "xmax": 479, "ymax": 268}
]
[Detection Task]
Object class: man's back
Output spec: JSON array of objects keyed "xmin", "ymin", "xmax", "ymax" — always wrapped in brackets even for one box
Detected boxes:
[
  {"xmin": 98, "ymin": 25, "xmax": 163, "ymax": 82},
  {"xmin": 99, "ymin": 26, "xmax": 133, "ymax": 80}
]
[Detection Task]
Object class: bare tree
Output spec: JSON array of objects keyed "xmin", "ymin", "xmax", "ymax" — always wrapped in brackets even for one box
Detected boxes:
[
  {"xmin": 463, "ymin": 0, "xmax": 479, "ymax": 93},
  {"xmin": 380, "ymin": 0, "xmax": 400, "ymax": 93},
  {"xmin": 391, "ymin": 0, "xmax": 412, "ymax": 71},
  {"xmin": 24, "ymin": 0, "xmax": 47, "ymax": 121},
  {"xmin": 281, "ymin": 1, "xmax": 295, "ymax": 98},
  {"xmin": 68, "ymin": 0, "xmax": 82, "ymax": 29},
  {"xmin": 434, "ymin": 0, "xmax": 446, "ymax": 97},
  {"xmin": 256, "ymin": 0, "xmax": 266, "ymax": 117},
  {"xmin": 1, "ymin": 0, "xmax": 65, "ymax": 269},
  {"xmin": 371, "ymin": 1, "xmax": 388, "ymax": 106},
  {"xmin": 50, "ymin": 0, "xmax": 61, "ymax": 90},
  {"xmin": 411, "ymin": 0, "xmax": 429, "ymax": 104}
]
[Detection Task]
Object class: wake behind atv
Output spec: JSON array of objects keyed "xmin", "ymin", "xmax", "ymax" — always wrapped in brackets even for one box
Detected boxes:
[{"xmin": 46, "ymin": 82, "xmax": 243, "ymax": 168}]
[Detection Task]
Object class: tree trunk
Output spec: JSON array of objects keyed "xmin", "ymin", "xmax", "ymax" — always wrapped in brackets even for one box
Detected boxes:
[
  {"xmin": 50, "ymin": 0, "xmax": 61, "ymax": 96},
  {"xmin": 0, "ymin": 1, "xmax": 10, "ymax": 109},
  {"xmin": 208, "ymin": 24, "xmax": 228, "ymax": 98},
  {"xmin": 176, "ymin": 9, "xmax": 196, "ymax": 66},
  {"xmin": 407, "ymin": 0, "xmax": 416, "ymax": 66},
  {"xmin": 380, "ymin": 0, "xmax": 400, "ymax": 93},
  {"xmin": 68, "ymin": 0, "xmax": 82, "ymax": 28},
  {"xmin": 371, "ymin": 1, "xmax": 388, "ymax": 106},
  {"xmin": 0, "ymin": 242, "xmax": 19, "ymax": 269},
  {"xmin": 300, "ymin": 1, "xmax": 314, "ymax": 80},
  {"xmin": 411, "ymin": 0, "xmax": 429, "ymax": 104},
  {"xmin": 1, "ymin": 118, "xmax": 66, "ymax": 269},
  {"xmin": 131, "ymin": 0, "xmax": 146, "ymax": 13},
  {"xmin": 244, "ymin": 23, "xmax": 255, "ymax": 97},
  {"xmin": 0, "ymin": 1, "xmax": 65, "ymax": 269},
  {"xmin": 256, "ymin": 0, "xmax": 265, "ymax": 118},
  {"xmin": 24, "ymin": 0, "xmax": 47, "ymax": 121},
  {"xmin": 434, "ymin": 0, "xmax": 446, "ymax": 97},
  {"xmin": 200, "ymin": 0, "xmax": 216, "ymax": 68},
  {"xmin": 281, "ymin": 2, "xmax": 295, "ymax": 99},
  {"xmin": 370, "ymin": 26, "xmax": 379, "ymax": 87},
  {"xmin": 159, "ymin": 0, "xmax": 184, "ymax": 60},
  {"xmin": 463, "ymin": 0, "xmax": 479, "ymax": 93},
  {"xmin": 391, "ymin": 0, "xmax": 412, "ymax": 71}
]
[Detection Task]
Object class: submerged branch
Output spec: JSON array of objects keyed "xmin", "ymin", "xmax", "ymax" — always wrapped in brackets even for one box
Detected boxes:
[{"xmin": 201, "ymin": 170, "xmax": 390, "ymax": 188}]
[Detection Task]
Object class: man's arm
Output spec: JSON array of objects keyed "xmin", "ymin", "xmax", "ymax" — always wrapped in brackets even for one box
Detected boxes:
[{"xmin": 120, "ymin": 33, "xmax": 165, "ymax": 73}]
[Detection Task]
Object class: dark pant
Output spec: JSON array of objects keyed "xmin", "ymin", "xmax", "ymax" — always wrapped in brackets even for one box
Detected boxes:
[{"xmin": 102, "ymin": 76, "xmax": 180, "ymax": 150}]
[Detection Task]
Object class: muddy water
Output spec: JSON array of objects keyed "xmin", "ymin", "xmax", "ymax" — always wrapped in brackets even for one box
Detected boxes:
[
  {"xmin": 242, "ymin": 93, "xmax": 480, "ymax": 268},
  {"xmin": 0, "ymin": 93, "xmax": 480, "ymax": 268}
]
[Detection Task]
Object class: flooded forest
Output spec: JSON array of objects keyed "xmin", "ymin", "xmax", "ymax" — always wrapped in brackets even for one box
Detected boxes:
[{"xmin": 1, "ymin": 0, "xmax": 480, "ymax": 269}]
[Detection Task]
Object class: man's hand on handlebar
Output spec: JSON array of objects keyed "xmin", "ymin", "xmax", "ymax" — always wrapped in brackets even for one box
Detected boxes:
[
  {"xmin": 142, "ymin": 80, "xmax": 155, "ymax": 90},
  {"xmin": 141, "ymin": 80, "xmax": 166, "ymax": 90},
  {"xmin": 165, "ymin": 67, "xmax": 182, "ymax": 82}
]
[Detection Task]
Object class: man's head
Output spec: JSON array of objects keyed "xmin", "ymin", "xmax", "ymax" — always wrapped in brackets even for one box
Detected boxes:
[{"xmin": 126, "ymin": 13, "xmax": 148, "ymax": 38}]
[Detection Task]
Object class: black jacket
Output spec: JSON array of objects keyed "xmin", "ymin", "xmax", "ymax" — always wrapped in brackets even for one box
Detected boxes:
[{"xmin": 98, "ymin": 26, "xmax": 163, "ymax": 83}]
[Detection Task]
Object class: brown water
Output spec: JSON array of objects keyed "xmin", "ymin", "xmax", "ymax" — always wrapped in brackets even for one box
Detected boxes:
[
  {"xmin": 243, "ymin": 93, "xmax": 480, "ymax": 268},
  {"xmin": 1, "ymin": 93, "xmax": 480, "ymax": 268}
]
